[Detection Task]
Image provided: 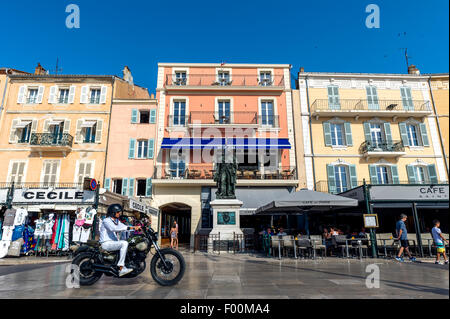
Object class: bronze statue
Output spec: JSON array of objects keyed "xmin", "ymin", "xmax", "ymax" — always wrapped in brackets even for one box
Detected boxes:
[{"xmin": 214, "ymin": 148, "xmax": 237, "ymax": 199}]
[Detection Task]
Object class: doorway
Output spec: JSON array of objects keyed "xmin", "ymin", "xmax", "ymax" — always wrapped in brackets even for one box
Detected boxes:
[{"xmin": 160, "ymin": 203, "xmax": 191, "ymax": 248}]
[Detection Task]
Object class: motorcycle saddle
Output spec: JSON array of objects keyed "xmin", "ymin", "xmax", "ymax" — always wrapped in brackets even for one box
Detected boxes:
[{"xmin": 86, "ymin": 240, "xmax": 100, "ymax": 248}]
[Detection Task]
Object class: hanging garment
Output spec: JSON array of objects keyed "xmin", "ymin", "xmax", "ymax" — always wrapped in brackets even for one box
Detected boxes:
[
  {"xmin": 13, "ymin": 208, "xmax": 28, "ymax": 226},
  {"xmin": 22, "ymin": 226, "xmax": 36, "ymax": 254},
  {"xmin": 84, "ymin": 208, "xmax": 97, "ymax": 226},
  {"xmin": 0, "ymin": 240, "xmax": 11, "ymax": 259},
  {"xmin": 0, "ymin": 220, "xmax": 3, "ymax": 240},
  {"xmin": 50, "ymin": 215, "xmax": 58, "ymax": 246},
  {"xmin": 12, "ymin": 225, "xmax": 25, "ymax": 241},
  {"xmin": 1, "ymin": 226, "xmax": 14, "ymax": 242},
  {"xmin": 3, "ymin": 209, "xmax": 17, "ymax": 227},
  {"xmin": 53, "ymin": 215, "xmax": 62, "ymax": 250},
  {"xmin": 44, "ymin": 215, "xmax": 55, "ymax": 240},
  {"xmin": 58, "ymin": 216, "xmax": 65, "ymax": 250},
  {"xmin": 75, "ymin": 209, "xmax": 86, "ymax": 227},
  {"xmin": 72, "ymin": 225, "xmax": 82, "ymax": 242},
  {"xmin": 34, "ymin": 219, "xmax": 45, "ymax": 238},
  {"xmin": 63, "ymin": 214, "xmax": 70, "ymax": 251}
]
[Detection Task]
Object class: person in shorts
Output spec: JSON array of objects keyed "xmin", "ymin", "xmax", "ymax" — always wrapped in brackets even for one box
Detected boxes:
[
  {"xmin": 395, "ymin": 214, "xmax": 416, "ymax": 262},
  {"xmin": 432, "ymin": 220, "xmax": 448, "ymax": 265}
]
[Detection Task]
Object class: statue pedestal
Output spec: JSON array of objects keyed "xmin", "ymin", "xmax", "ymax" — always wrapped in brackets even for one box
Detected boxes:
[{"xmin": 208, "ymin": 199, "xmax": 244, "ymax": 253}]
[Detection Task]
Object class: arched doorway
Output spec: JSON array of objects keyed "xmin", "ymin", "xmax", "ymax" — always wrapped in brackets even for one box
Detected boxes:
[{"xmin": 160, "ymin": 203, "xmax": 192, "ymax": 248}]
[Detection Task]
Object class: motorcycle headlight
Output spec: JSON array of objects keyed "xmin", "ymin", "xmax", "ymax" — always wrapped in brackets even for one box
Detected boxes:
[{"xmin": 136, "ymin": 242, "xmax": 148, "ymax": 252}]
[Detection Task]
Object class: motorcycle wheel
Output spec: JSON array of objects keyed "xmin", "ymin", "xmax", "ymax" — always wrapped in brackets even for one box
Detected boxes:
[
  {"xmin": 72, "ymin": 252, "xmax": 103, "ymax": 286},
  {"xmin": 150, "ymin": 248, "xmax": 186, "ymax": 286}
]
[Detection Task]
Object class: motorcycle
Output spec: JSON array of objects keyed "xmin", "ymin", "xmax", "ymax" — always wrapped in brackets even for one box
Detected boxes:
[{"xmin": 71, "ymin": 226, "xmax": 186, "ymax": 286}]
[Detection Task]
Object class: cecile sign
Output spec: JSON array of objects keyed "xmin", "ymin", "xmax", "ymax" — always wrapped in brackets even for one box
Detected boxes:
[{"xmin": 12, "ymin": 188, "xmax": 96, "ymax": 204}]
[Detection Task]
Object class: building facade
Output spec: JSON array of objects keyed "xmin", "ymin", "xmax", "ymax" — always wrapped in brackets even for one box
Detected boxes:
[{"xmin": 153, "ymin": 63, "xmax": 298, "ymax": 248}]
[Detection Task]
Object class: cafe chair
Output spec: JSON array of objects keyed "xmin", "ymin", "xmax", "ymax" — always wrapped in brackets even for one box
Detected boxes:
[
  {"xmin": 310, "ymin": 235, "xmax": 326, "ymax": 259},
  {"xmin": 271, "ymin": 236, "xmax": 283, "ymax": 259},
  {"xmin": 282, "ymin": 235, "xmax": 296, "ymax": 258}
]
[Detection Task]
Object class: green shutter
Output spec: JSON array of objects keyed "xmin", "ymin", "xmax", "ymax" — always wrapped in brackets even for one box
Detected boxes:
[
  {"xmin": 419, "ymin": 123, "xmax": 430, "ymax": 147},
  {"xmin": 129, "ymin": 138, "xmax": 136, "ymax": 159},
  {"xmin": 146, "ymin": 178, "xmax": 153, "ymax": 197},
  {"xmin": 323, "ymin": 122, "xmax": 332, "ymax": 146},
  {"xmin": 131, "ymin": 109, "xmax": 138, "ymax": 123},
  {"xmin": 369, "ymin": 165, "xmax": 378, "ymax": 184},
  {"xmin": 327, "ymin": 165, "xmax": 337, "ymax": 194},
  {"xmin": 150, "ymin": 109, "xmax": 157, "ymax": 124},
  {"xmin": 129, "ymin": 178, "xmax": 135, "ymax": 197},
  {"xmin": 104, "ymin": 178, "xmax": 111, "ymax": 191},
  {"xmin": 363, "ymin": 123, "xmax": 372, "ymax": 143},
  {"xmin": 428, "ymin": 164, "xmax": 438, "ymax": 183},
  {"xmin": 399, "ymin": 122, "xmax": 409, "ymax": 147},
  {"xmin": 349, "ymin": 164, "xmax": 358, "ymax": 188},
  {"xmin": 122, "ymin": 178, "xmax": 129, "ymax": 196},
  {"xmin": 384, "ymin": 123, "xmax": 393, "ymax": 145},
  {"xmin": 148, "ymin": 139, "xmax": 154, "ymax": 159},
  {"xmin": 344, "ymin": 122, "xmax": 353, "ymax": 146},
  {"xmin": 390, "ymin": 165, "xmax": 400, "ymax": 184},
  {"xmin": 406, "ymin": 165, "xmax": 417, "ymax": 184}
]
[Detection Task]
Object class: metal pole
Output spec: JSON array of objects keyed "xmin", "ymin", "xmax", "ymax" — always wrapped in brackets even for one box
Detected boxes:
[
  {"xmin": 364, "ymin": 180, "xmax": 378, "ymax": 258},
  {"xmin": 6, "ymin": 182, "xmax": 15, "ymax": 209},
  {"xmin": 412, "ymin": 202, "xmax": 424, "ymax": 258}
]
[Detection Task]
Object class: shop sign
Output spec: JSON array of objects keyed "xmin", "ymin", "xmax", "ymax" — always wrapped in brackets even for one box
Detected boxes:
[
  {"xmin": 0, "ymin": 189, "xmax": 8, "ymax": 204},
  {"xmin": 370, "ymin": 185, "xmax": 449, "ymax": 201},
  {"xmin": 129, "ymin": 198, "xmax": 157, "ymax": 216},
  {"xmin": 12, "ymin": 188, "xmax": 96, "ymax": 204},
  {"xmin": 363, "ymin": 214, "xmax": 379, "ymax": 228}
]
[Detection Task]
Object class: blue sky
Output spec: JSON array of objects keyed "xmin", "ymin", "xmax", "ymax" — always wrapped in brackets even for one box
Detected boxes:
[{"xmin": 1, "ymin": 0, "xmax": 448, "ymax": 93}]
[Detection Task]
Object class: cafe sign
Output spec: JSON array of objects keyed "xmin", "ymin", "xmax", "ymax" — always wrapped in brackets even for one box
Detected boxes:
[
  {"xmin": 370, "ymin": 185, "xmax": 449, "ymax": 201},
  {"xmin": 12, "ymin": 188, "xmax": 96, "ymax": 204}
]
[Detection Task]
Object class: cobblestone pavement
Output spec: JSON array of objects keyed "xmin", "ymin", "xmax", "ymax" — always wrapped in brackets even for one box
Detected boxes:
[{"xmin": 0, "ymin": 252, "xmax": 448, "ymax": 299}]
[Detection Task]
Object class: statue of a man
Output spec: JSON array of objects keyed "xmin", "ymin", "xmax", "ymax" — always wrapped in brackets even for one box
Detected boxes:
[{"xmin": 214, "ymin": 148, "xmax": 237, "ymax": 199}]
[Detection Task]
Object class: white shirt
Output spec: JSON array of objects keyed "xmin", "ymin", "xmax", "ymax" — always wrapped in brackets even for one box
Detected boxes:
[
  {"xmin": 13, "ymin": 208, "xmax": 28, "ymax": 226},
  {"xmin": 432, "ymin": 227, "xmax": 443, "ymax": 245},
  {"xmin": 99, "ymin": 217, "xmax": 128, "ymax": 243}
]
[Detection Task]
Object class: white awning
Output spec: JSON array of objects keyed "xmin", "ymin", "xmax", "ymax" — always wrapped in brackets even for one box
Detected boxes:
[
  {"xmin": 81, "ymin": 121, "xmax": 97, "ymax": 128},
  {"xmin": 15, "ymin": 121, "xmax": 32, "ymax": 128},
  {"xmin": 48, "ymin": 120, "xmax": 63, "ymax": 126}
]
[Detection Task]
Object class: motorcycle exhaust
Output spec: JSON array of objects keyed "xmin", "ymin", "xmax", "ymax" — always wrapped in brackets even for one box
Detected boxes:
[{"xmin": 92, "ymin": 264, "xmax": 119, "ymax": 277}]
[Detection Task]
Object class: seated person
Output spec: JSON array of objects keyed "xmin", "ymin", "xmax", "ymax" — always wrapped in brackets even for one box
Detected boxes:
[
  {"xmin": 358, "ymin": 227, "xmax": 367, "ymax": 238},
  {"xmin": 277, "ymin": 227, "xmax": 287, "ymax": 236}
]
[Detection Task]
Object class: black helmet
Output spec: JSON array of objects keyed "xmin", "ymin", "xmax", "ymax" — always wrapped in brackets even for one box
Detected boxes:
[{"xmin": 107, "ymin": 204, "xmax": 123, "ymax": 217}]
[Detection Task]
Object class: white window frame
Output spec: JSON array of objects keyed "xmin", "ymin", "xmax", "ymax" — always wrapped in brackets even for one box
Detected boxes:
[
  {"xmin": 40, "ymin": 160, "xmax": 61, "ymax": 185},
  {"xmin": 328, "ymin": 118, "xmax": 347, "ymax": 147},
  {"xmin": 169, "ymin": 97, "xmax": 189, "ymax": 127},
  {"xmin": 172, "ymin": 68, "xmax": 189, "ymax": 86},
  {"xmin": 215, "ymin": 67, "xmax": 232, "ymax": 86},
  {"xmin": 112, "ymin": 178, "xmax": 123, "ymax": 195},
  {"xmin": 89, "ymin": 87, "xmax": 102, "ymax": 104},
  {"xmin": 74, "ymin": 160, "xmax": 95, "ymax": 185},
  {"xmin": 214, "ymin": 97, "xmax": 234, "ymax": 124},
  {"xmin": 7, "ymin": 160, "xmax": 28, "ymax": 185},
  {"xmin": 58, "ymin": 87, "xmax": 70, "ymax": 104},
  {"xmin": 136, "ymin": 178, "xmax": 148, "ymax": 197},
  {"xmin": 403, "ymin": 118, "xmax": 424, "ymax": 149},
  {"xmin": 166, "ymin": 150, "xmax": 188, "ymax": 179},
  {"xmin": 258, "ymin": 68, "xmax": 274, "ymax": 86},
  {"xmin": 26, "ymin": 87, "xmax": 39, "ymax": 104},
  {"xmin": 136, "ymin": 140, "xmax": 149, "ymax": 159},
  {"xmin": 375, "ymin": 165, "xmax": 392, "ymax": 184},
  {"xmin": 334, "ymin": 165, "xmax": 350, "ymax": 193},
  {"xmin": 258, "ymin": 97, "xmax": 278, "ymax": 128}
]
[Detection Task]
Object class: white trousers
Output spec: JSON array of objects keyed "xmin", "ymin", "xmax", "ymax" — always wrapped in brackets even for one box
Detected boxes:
[{"xmin": 101, "ymin": 241, "xmax": 129, "ymax": 267}]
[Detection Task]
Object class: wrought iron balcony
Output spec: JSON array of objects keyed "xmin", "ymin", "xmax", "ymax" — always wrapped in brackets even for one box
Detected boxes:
[
  {"xmin": 165, "ymin": 74, "xmax": 285, "ymax": 89},
  {"xmin": 188, "ymin": 111, "xmax": 257, "ymax": 126},
  {"xmin": 30, "ymin": 133, "xmax": 74, "ymax": 149},
  {"xmin": 360, "ymin": 140, "xmax": 405, "ymax": 157},
  {"xmin": 257, "ymin": 115, "xmax": 280, "ymax": 128}
]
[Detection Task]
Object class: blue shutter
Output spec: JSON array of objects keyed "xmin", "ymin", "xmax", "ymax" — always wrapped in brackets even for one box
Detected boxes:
[
  {"xmin": 428, "ymin": 164, "xmax": 438, "ymax": 183},
  {"xmin": 390, "ymin": 165, "xmax": 400, "ymax": 184},
  {"xmin": 327, "ymin": 165, "xmax": 337, "ymax": 194},
  {"xmin": 369, "ymin": 165, "xmax": 378, "ymax": 184},
  {"xmin": 406, "ymin": 165, "xmax": 417, "ymax": 184},
  {"xmin": 129, "ymin": 138, "xmax": 136, "ymax": 159},
  {"xmin": 148, "ymin": 139, "xmax": 154, "ymax": 159},
  {"xmin": 323, "ymin": 122, "xmax": 332, "ymax": 146},
  {"xmin": 146, "ymin": 178, "xmax": 152, "ymax": 197},
  {"xmin": 104, "ymin": 178, "xmax": 111, "ymax": 191},
  {"xmin": 419, "ymin": 123, "xmax": 430, "ymax": 147},
  {"xmin": 344, "ymin": 122, "xmax": 353, "ymax": 146},
  {"xmin": 348, "ymin": 165, "xmax": 358, "ymax": 188},
  {"xmin": 363, "ymin": 122, "xmax": 372, "ymax": 143},
  {"xmin": 129, "ymin": 178, "xmax": 135, "ymax": 197},
  {"xmin": 131, "ymin": 109, "xmax": 138, "ymax": 123},
  {"xmin": 150, "ymin": 109, "xmax": 157, "ymax": 124},
  {"xmin": 399, "ymin": 122, "xmax": 409, "ymax": 147},
  {"xmin": 122, "ymin": 178, "xmax": 129, "ymax": 196},
  {"xmin": 384, "ymin": 123, "xmax": 393, "ymax": 145}
]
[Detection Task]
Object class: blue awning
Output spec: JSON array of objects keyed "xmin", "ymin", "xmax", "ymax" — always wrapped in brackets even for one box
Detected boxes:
[{"xmin": 161, "ymin": 138, "xmax": 291, "ymax": 150}]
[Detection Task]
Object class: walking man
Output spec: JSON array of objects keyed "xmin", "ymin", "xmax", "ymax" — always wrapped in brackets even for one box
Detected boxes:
[
  {"xmin": 395, "ymin": 214, "xmax": 416, "ymax": 262},
  {"xmin": 432, "ymin": 220, "xmax": 449, "ymax": 265}
]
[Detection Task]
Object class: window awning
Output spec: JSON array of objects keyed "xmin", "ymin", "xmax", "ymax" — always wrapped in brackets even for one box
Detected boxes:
[
  {"xmin": 48, "ymin": 120, "xmax": 63, "ymax": 126},
  {"xmin": 81, "ymin": 121, "xmax": 97, "ymax": 128},
  {"xmin": 161, "ymin": 138, "xmax": 291, "ymax": 150},
  {"xmin": 15, "ymin": 121, "xmax": 32, "ymax": 128}
]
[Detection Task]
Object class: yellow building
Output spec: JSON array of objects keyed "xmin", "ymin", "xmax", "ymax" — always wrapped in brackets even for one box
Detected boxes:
[
  {"xmin": 428, "ymin": 73, "xmax": 449, "ymax": 179},
  {"xmin": 294, "ymin": 66, "xmax": 448, "ymax": 195}
]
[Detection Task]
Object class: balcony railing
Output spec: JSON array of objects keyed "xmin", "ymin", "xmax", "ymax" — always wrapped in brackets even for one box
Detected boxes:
[
  {"xmin": 359, "ymin": 140, "xmax": 405, "ymax": 154},
  {"xmin": 165, "ymin": 74, "xmax": 285, "ymax": 87},
  {"xmin": 154, "ymin": 165, "xmax": 297, "ymax": 181},
  {"xmin": 310, "ymin": 99, "xmax": 431, "ymax": 113},
  {"xmin": 30, "ymin": 133, "xmax": 74, "ymax": 148},
  {"xmin": 315, "ymin": 180, "xmax": 449, "ymax": 194},
  {"xmin": 188, "ymin": 112, "xmax": 257, "ymax": 125},
  {"xmin": 257, "ymin": 115, "xmax": 280, "ymax": 128}
]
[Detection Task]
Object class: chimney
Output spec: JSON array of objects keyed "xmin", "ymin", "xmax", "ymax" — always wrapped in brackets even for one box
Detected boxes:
[
  {"xmin": 34, "ymin": 63, "xmax": 47, "ymax": 75},
  {"xmin": 123, "ymin": 66, "xmax": 134, "ymax": 85},
  {"xmin": 299, "ymin": 67, "xmax": 305, "ymax": 73},
  {"xmin": 408, "ymin": 64, "xmax": 420, "ymax": 75}
]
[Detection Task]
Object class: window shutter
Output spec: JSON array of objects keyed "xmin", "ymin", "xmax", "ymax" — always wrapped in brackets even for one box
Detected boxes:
[
  {"xmin": 9, "ymin": 119, "xmax": 19, "ymax": 143},
  {"xmin": 95, "ymin": 120, "xmax": 103, "ymax": 143},
  {"xmin": 17, "ymin": 85, "xmax": 26, "ymax": 104},
  {"xmin": 390, "ymin": 165, "xmax": 400, "ymax": 184},
  {"xmin": 384, "ymin": 123, "xmax": 393, "ymax": 145},
  {"xmin": 363, "ymin": 122, "xmax": 372, "ymax": 143},
  {"xmin": 399, "ymin": 122, "xmax": 409, "ymax": 147},
  {"xmin": 406, "ymin": 165, "xmax": 417, "ymax": 184},
  {"xmin": 419, "ymin": 123, "xmax": 430, "ymax": 147},
  {"xmin": 131, "ymin": 109, "xmax": 138, "ymax": 123},
  {"xmin": 427, "ymin": 164, "xmax": 438, "ymax": 183},
  {"xmin": 17, "ymin": 162, "xmax": 25, "ymax": 184},
  {"xmin": 11, "ymin": 162, "xmax": 18, "ymax": 182},
  {"xmin": 344, "ymin": 122, "xmax": 353, "ymax": 146},
  {"xmin": 401, "ymin": 87, "xmax": 413, "ymax": 110},
  {"xmin": 68, "ymin": 86, "xmax": 76, "ymax": 104},
  {"xmin": 104, "ymin": 178, "xmax": 111, "ymax": 191},
  {"xmin": 100, "ymin": 85, "xmax": 108, "ymax": 104},
  {"xmin": 326, "ymin": 164, "xmax": 337, "ymax": 194},
  {"xmin": 75, "ymin": 119, "xmax": 83, "ymax": 143},
  {"xmin": 37, "ymin": 86, "xmax": 45, "ymax": 103},
  {"xmin": 80, "ymin": 86, "xmax": 89, "ymax": 104},
  {"xmin": 128, "ymin": 178, "xmax": 135, "ymax": 197},
  {"xmin": 349, "ymin": 165, "xmax": 358, "ymax": 188},
  {"xmin": 122, "ymin": 178, "xmax": 129, "ymax": 196},
  {"xmin": 148, "ymin": 139, "xmax": 155, "ymax": 159},
  {"xmin": 78, "ymin": 162, "xmax": 85, "ymax": 184},
  {"xmin": 323, "ymin": 122, "xmax": 332, "ymax": 146},
  {"xmin": 146, "ymin": 178, "xmax": 153, "ymax": 197},
  {"xmin": 31, "ymin": 119, "xmax": 38, "ymax": 135},
  {"xmin": 369, "ymin": 165, "xmax": 378, "ymax": 184},
  {"xmin": 43, "ymin": 119, "xmax": 50, "ymax": 133},
  {"xmin": 49, "ymin": 86, "xmax": 58, "ymax": 104},
  {"xmin": 150, "ymin": 109, "xmax": 157, "ymax": 124},
  {"xmin": 129, "ymin": 139, "xmax": 136, "ymax": 159},
  {"xmin": 63, "ymin": 120, "xmax": 71, "ymax": 134}
]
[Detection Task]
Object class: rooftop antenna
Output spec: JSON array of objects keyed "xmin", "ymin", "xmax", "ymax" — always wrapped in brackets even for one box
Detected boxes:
[{"xmin": 53, "ymin": 58, "xmax": 63, "ymax": 75}]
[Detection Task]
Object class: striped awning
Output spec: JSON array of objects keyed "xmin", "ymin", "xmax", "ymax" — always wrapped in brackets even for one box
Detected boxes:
[{"xmin": 161, "ymin": 138, "xmax": 291, "ymax": 150}]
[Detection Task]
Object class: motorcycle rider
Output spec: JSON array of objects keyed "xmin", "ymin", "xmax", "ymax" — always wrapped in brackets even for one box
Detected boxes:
[{"xmin": 100, "ymin": 204, "xmax": 141, "ymax": 277}]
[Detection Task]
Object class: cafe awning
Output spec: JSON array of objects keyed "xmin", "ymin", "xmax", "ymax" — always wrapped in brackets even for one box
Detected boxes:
[
  {"xmin": 255, "ymin": 188, "xmax": 358, "ymax": 215},
  {"xmin": 161, "ymin": 138, "xmax": 291, "ymax": 150}
]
